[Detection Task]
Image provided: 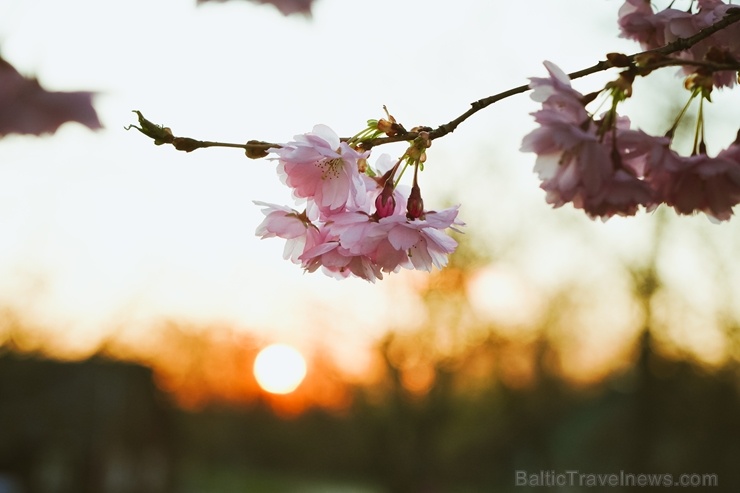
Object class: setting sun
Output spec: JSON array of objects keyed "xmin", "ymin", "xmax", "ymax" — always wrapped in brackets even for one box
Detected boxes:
[{"xmin": 253, "ymin": 344, "xmax": 307, "ymax": 395}]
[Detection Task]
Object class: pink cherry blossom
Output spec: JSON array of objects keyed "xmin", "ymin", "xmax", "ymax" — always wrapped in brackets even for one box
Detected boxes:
[
  {"xmin": 272, "ymin": 124, "xmax": 369, "ymax": 214},
  {"xmin": 254, "ymin": 195, "xmax": 463, "ymax": 281},
  {"xmin": 253, "ymin": 201, "xmax": 320, "ymax": 263},
  {"xmin": 377, "ymin": 206, "xmax": 463, "ymax": 272},
  {"xmin": 313, "ymin": 205, "xmax": 463, "ymax": 277},
  {"xmin": 257, "ymin": 127, "xmax": 463, "ymax": 280},
  {"xmin": 296, "ymin": 205, "xmax": 463, "ymax": 280},
  {"xmin": 325, "ymin": 211, "xmax": 390, "ymax": 257},
  {"xmin": 300, "ymin": 239, "xmax": 384, "ymax": 282}
]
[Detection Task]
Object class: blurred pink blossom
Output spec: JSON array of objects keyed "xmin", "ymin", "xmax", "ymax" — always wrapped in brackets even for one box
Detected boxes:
[
  {"xmin": 646, "ymin": 142, "xmax": 740, "ymax": 221},
  {"xmin": 0, "ymin": 57, "xmax": 101, "ymax": 137},
  {"xmin": 618, "ymin": 0, "xmax": 740, "ymax": 87},
  {"xmin": 197, "ymin": 0, "xmax": 314, "ymax": 16},
  {"xmin": 524, "ymin": 61, "xmax": 740, "ymax": 220},
  {"xmin": 522, "ymin": 62, "xmax": 655, "ymax": 219}
]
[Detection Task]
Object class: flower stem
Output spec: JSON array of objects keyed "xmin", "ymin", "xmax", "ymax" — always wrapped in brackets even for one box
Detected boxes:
[{"xmin": 666, "ymin": 89, "xmax": 699, "ymax": 139}]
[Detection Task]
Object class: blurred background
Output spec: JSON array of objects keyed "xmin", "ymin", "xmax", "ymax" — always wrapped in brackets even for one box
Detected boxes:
[{"xmin": 2, "ymin": 0, "xmax": 740, "ymax": 491}]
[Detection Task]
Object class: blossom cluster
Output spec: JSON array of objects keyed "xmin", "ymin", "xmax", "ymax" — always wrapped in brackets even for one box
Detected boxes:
[
  {"xmin": 618, "ymin": 0, "xmax": 740, "ymax": 87},
  {"xmin": 521, "ymin": 61, "xmax": 740, "ymax": 221},
  {"xmin": 254, "ymin": 124, "xmax": 463, "ymax": 282}
]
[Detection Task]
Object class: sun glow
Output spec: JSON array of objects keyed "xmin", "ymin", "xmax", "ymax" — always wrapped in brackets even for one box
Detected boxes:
[{"xmin": 253, "ymin": 344, "xmax": 307, "ymax": 395}]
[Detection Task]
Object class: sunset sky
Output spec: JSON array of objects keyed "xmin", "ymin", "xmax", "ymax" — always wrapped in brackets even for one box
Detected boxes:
[{"xmin": 1, "ymin": 0, "xmax": 739, "ymax": 393}]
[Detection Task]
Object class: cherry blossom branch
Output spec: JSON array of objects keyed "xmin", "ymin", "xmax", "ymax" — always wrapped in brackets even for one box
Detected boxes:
[
  {"xmin": 129, "ymin": 8, "xmax": 740, "ymax": 154},
  {"xmin": 363, "ymin": 7, "xmax": 740, "ymax": 149},
  {"xmin": 645, "ymin": 58, "xmax": 740, "ymax": 72}
]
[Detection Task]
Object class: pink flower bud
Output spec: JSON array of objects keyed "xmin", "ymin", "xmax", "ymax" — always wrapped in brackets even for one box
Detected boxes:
[{"xmin": 375, "ymin": 186, "xmax": 396, "ymax": 218}]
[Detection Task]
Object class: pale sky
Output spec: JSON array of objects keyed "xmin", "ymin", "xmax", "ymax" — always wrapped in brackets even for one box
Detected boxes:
[{"xmin": 1, "ymin": 0, "xmax": 739, "ymax": 372}]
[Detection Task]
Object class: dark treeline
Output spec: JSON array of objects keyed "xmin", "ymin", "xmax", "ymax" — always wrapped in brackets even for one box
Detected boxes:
[{"xmin": 1, "ymin": 329, "xmax": 739, "ymax": 493}]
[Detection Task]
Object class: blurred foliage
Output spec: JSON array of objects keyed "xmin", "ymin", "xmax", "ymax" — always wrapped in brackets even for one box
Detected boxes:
[
  {"xmin": 2, "ymin": 221, "xmax": 740, "ymax": 492},
  {"xmin": 0, "ymin": 351, "xmax": 173, "ymax": 493}
]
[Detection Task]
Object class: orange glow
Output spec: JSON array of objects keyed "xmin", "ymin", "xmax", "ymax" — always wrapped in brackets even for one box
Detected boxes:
[
  {"xmin": 253, "ymin": 344, "xmax": 307, "ymax": 395},
  {"xmin": 104, "ymin": 324, "xmax": 356, "ymax": 414}
]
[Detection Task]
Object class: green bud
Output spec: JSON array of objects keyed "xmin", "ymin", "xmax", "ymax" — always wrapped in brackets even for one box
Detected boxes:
[{"xmin": 125, "ymin": 110, "xmax": 174, "ymax": 145}]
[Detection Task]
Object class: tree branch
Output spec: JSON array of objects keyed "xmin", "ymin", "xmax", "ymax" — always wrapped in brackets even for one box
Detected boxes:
[
  {"xmin": 129, "ymin": 8, "xmax": 740, "ymax": 154},
  {"xmin": 363, "ymin": 7, "xmax": 740, "ymax": 149}
]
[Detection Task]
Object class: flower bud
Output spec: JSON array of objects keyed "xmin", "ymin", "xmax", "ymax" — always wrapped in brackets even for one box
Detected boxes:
[
  {"xmin": 406, "ymin": 184, "xmax": 424, "ymax": 220},
  {"xmin": 245, "ymin": 140, "xmax": 271, "ymax": 159},
  {"xmin": 377, "ymin": 118, "xmax": 395, "ymax": 135},
  {"xmin": 684, "ymin": 71, "xmax": 713, "ymax": 99},
  {"xmin": 375, "ymin": 185, "xmax": 396, "ymax": 218},
  {"xmin": 407, "ymin": 132, "xmax": 431, "ymax": 162}
]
